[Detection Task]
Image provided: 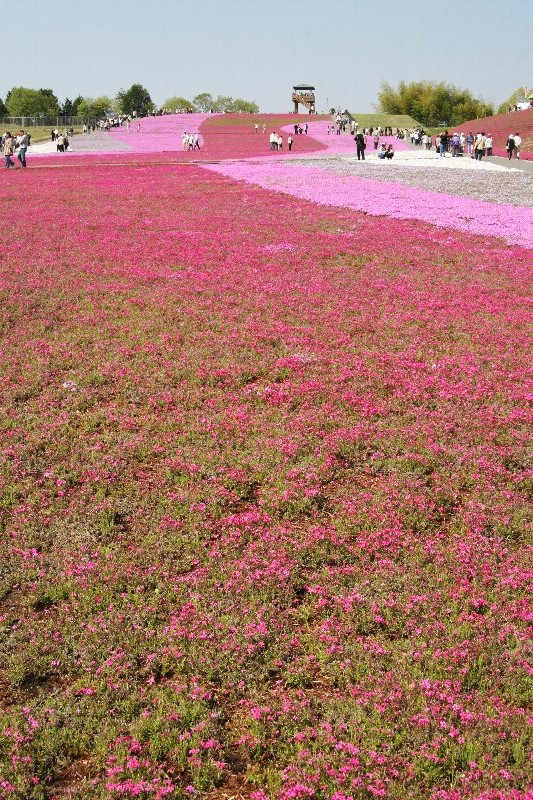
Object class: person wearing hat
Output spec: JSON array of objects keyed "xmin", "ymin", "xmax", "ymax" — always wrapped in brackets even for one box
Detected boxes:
[{"xmin": 355, "ymin": 131, "xmax": 366, "ymax": 161}]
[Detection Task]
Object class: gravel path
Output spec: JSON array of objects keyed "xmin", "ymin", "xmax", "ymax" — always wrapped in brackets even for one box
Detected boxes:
[
  {"xmin": 27, "ymin": 131, "xmax": 131, "ymax": 156},
  {"xmin": 289, "ymin": 152, "xmax": 533, "ymax": 208},
  {"xmin": 68, "ymin": 132, "xmax": 130, "ymax": 153}
]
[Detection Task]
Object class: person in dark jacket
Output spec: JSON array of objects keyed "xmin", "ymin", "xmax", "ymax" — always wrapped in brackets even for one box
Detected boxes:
[{"xmin": 355, "ymin": 132, "xmax": 366, "ymax": 161}]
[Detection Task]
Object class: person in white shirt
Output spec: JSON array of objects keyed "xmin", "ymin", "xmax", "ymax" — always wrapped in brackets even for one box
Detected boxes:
[
  {"xmin": 513, "ymin": 133, "xmax": 522, "ymax": 159},
  {"xmin": 484, "ymin": 135, "xmax": 493, "ymax": 156}
]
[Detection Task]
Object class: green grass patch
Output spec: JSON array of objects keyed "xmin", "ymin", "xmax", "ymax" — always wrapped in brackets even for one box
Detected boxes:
[{"xmin": 348, "ymin": 112, "xmax": 422, "ymax": 128}]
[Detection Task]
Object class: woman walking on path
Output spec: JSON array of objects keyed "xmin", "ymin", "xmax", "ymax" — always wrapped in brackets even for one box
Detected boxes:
[
  {"xmin": 3, "ymin": 132, "xmax": 15, "ymax": 168},
  {"xmin": 474, "ymin": 132, "xmax": 486, "ymax": 161},
  {"xmin": 506, "ymin": 134, "xmax": 515, "ymax": 160}
]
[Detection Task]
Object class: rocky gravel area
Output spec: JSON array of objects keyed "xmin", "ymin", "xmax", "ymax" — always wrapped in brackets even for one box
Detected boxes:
[{"xmin": 290, "ymin": 151, "xmax": 533, "ymax": 208}]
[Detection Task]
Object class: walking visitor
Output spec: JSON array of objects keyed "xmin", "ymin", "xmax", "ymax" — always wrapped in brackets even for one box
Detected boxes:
[
  {"xmin": 16, "ymin": 130, "xmax": 28, "ymax": 167},
  {"xmin": 3, "ymin": 132, "xmax": 15, "ymax": 169},
  {"xmin": 474, "ymin": 132, "xmax": 486, "ymax": 161}
]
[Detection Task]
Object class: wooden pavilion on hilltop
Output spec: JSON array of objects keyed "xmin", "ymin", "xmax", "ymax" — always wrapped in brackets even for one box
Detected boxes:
[{"xmin": 292, "ymin": 84, "xmax": 316, "ymax": 114}]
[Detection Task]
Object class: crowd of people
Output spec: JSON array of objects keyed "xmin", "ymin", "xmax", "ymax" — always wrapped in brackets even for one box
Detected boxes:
[
  {"xmin": 182, "ymin": 131, "xmax": 201, "ymax": 151},
  {"xmin": 264, "ymin": 121, "xmax": 309, "ymax": 151},
  {"xmin": 50, "ymin": 128, "xmax": 73, "ymax": 152},
  {"xmin": 505, "ymin": 132, "xmax": 522, "ymax": 159},
  {"xmin": 406, "ymin": 127, "xmax": 523, "ymax": 160},
  {"xmin": 268, "ymin": 131, "xmax": 294, "ymax": 151},
  {"xmin": 3, "ymin": 115, "xmax": 526, "ymax": 169},
  {"xmin": 329, "ymin": 117, "xmax": 396, "ymax": 137},
  {"xmin": 2, "ymin": 130, "xmax": 30, "ymax": 168}
]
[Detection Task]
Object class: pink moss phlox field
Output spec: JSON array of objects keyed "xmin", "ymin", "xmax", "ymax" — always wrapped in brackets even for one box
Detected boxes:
[
  {"xmin": 279, "ymin": 120, "xmax": 412, "ymax": 155},
  {"xmin": 197, "ymin": 114, "xmax": 327, "ymax": 160},
  {"xmin": 203, "ymin": 160, "xmax": 533, "ymax": 248},
  {"xmin": 108, "ymin": 113, "xmax": 211, "ymax": 153},
  {"xmin": 0, "ymin": 152, "xmax": 532, "ymax": 799},
  {"xmin": 25, "ymin": 113, "xmax": 327, "ymax": 166}
]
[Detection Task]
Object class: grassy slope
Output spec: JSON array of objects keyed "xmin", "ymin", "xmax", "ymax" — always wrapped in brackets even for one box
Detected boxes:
[
  {"xmin": 207, "ymin": 112, "xmax": 422, "ymax": 132},
  {"xmin": 347, "ymin": 112, "xmax": 421, "ymax": 129}
]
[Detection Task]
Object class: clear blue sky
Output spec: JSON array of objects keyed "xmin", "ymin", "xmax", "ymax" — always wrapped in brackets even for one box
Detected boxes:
[{"xmin": 1, "ymin": 0, "xmax": 531, "ymax": 112}]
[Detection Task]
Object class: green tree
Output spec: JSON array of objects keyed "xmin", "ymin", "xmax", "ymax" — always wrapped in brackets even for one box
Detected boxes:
[
  {"xmin": 72, "ymin": 95, "xmax": 84, "ymax": 115},
  {"xmin": 6, "ymin": 87, "xmax": 60, "ymax": 116},
  {"xmin": 212, "ymin": 95, "xmax": 234, "ymax": 112},
  {"xmin": 76, "ymin": 99, "xmax": 91, "ymax": 117},
  {"xmin": 77, "ymin": 96, "xmax": 115, "ymax": 118},
  {"xmin": 164, "ymin": 96, "xmax": 194, "ymax": 112},
  {"xmin": 192, "ymin": 92, "xmax": 214, "ymax": 112},
  {"xmin": 0, "ymin": 96, "xmax": 7, "ymax": 116},
  {"xmin": 230, "ymin": 98, "xmax": 259, "ymax": 113},
  {"xmin": 61, "ymin": 98, "xmax": 74, "ymax": 115},
  {"xmin": 117, "ymin": 84, "xmax": 153, "ymax": 117},
  {"xmin": 377, "ymin": 80, "xmax": 493, "ymax": 127},
  {"xmin": 193, "ymin": 93, "xmax": 258, "ymax": 113},
  {"xmin": 497, "ymin": 86, "xmax": 530, "ymax": 114}
]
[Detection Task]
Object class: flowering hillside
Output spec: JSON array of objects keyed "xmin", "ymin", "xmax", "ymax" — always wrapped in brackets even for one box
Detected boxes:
[{"xmin": 0, "ymin": 115, "xmax": 532, "ymax": 800}]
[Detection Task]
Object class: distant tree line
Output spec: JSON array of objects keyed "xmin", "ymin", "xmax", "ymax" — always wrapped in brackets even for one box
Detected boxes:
[
  {"xmin": 0, "ymin": 84, "xmax": 258, "ymax": 119},
  {"xmin": 163, "ymin": 92, "xmax": 258, "ymax": 113},
  {"xmin": 378, "ymin": 81, "xmax": 494, "ymax": 127}
]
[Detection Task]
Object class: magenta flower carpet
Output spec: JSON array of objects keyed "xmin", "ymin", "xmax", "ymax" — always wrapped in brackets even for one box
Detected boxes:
[
  {"xmin": 119, "ymin": 115, "xmax": 533, "ymax": 249},
  {"xmin": 204, "ymin": 159, "xmax": 533, "ymax": 249},
  {"xmin": 1, "ymin": 114, "xmax": 532, "ymax": 800}
]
